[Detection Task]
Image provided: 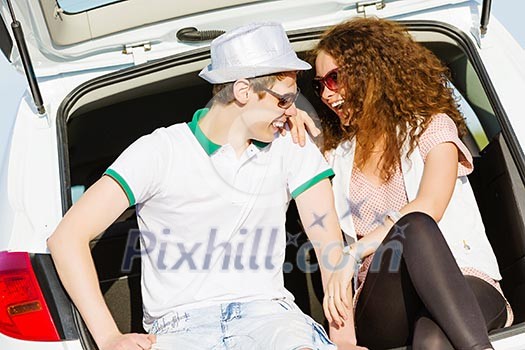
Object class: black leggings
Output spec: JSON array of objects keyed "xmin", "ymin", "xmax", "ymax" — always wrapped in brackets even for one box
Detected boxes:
[{"xmin": 355, "ymin": 212, "xmax": 507, "ymax": 350}]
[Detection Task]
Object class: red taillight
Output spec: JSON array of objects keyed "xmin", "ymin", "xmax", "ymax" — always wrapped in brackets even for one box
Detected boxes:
[{"xmin": 0, "ymin": 251, "xmax": 60, "ymax": 341}]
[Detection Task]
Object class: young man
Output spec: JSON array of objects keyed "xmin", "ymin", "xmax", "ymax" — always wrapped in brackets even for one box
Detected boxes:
[{"xmin": 48, "ymin": 22, "xmax": 360, "ymax": 350}]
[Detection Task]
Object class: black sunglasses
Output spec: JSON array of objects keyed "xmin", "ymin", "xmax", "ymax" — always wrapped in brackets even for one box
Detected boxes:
[
  {"xmin": 262, "ymin": 87, "xmax": 301, "ymax": 109},
  {"xmin": 312, "ymin": 68, "xmax": 339, "ymax": 96}
]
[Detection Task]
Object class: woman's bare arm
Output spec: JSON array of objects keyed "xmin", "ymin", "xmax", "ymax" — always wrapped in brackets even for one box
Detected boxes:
[
  {"xmin": 326, "ymin": 142, "xmax": 459, "ymax": 349},
  {"xmin": 352, "ymin": 142, "xmax": 460, "ymax": 266}
]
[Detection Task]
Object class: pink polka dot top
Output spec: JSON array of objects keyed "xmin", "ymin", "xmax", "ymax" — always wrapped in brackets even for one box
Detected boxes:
[{"xmin": 349, "ymin": 113, "xmax": 513, "ymax": 326}]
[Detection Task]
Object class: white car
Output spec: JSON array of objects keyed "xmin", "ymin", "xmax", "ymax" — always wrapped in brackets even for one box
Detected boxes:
[{"xmin": 0, "ymin": 0, "xmax": 524, "ymax": 349}]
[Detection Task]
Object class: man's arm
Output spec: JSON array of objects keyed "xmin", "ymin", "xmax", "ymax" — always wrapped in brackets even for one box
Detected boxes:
[
  {"xmin": 47, "ymin": 176, "xmax": 155, "ymax": 350},
  {"xmin": 294, "ymin": 179, "xmax": 355, "ymax": 325},
  {"xmin": 295, "ymin": 179, "xmax": 368, "ymax": 350}
]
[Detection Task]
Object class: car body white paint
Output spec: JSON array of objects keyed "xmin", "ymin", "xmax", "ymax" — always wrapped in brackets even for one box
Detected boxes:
[{"xmin": 0, "ymin": 0, "xmax": 524, "ymax": 348}]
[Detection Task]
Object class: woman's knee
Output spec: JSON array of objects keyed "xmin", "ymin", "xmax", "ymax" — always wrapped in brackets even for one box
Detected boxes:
[
  {"xmin": 394, "ymin": 212, "xmax": 441, "ymax": 243},
  {"xmin": 397, "ymin": 211, "xmax": 436, "ymax": 230},
  {"xmin": 385, "ymin": 211, "xmax": 450, "ymax": 258}
]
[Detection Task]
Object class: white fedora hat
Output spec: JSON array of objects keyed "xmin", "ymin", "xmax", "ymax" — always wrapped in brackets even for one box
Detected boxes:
[{"xmin": 199, "ymin": 22, "xmax": 311, "ymax": 84}]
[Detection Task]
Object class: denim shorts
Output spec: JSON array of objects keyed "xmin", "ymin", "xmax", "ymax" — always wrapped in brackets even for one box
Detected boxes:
[{"xmin": 150, "ymin": 298, "xmax": 336, "ymax": 350}]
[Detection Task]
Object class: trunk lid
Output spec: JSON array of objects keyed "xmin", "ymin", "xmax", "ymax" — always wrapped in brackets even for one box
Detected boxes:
[{"xmin": 1, "ymin": 0, "xmax": 469, "ymax": 77}]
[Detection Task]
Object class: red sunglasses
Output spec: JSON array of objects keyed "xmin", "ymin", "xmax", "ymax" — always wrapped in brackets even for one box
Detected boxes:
[{"xmin": 312, "ymin": 68, "xmax": 338, "ymax": 96}]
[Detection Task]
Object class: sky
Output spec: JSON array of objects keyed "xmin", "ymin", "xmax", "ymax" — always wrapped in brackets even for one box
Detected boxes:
[
  {"xmin": 489, "ymin": 0, "xmax": 525, "ymax": 49},
  {"xmin": 0, "ymin": 1, "xmax": 524, "ymax": 123}
]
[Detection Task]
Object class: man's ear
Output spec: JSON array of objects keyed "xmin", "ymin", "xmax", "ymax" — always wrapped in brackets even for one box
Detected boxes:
[{"xmin": 233, "ymin": 79, "xmax": 251, "ymax": 105}]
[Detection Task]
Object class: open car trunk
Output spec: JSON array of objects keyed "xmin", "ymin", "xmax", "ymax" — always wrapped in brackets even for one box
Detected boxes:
[{"xmin": 56, "ymin": 22, "xmax": 525, "ymax": 349}]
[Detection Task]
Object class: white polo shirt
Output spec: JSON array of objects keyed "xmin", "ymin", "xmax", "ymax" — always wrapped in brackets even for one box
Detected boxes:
[{"xmin": 104, "ymin": 108, "xmax": 333, "ymax": 331}]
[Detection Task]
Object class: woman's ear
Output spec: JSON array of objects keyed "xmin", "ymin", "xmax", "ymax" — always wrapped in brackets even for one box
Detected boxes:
[{"xmin": 233, "ymin": 79, "xmax": 251, "ymax": 105}]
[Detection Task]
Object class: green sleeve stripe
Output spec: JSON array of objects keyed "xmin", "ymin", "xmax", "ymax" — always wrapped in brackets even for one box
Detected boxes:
[
  {"xmin": 291, "ymin": 168, "xmax": 335, "ymax": 199},
  {"xmin": 104, "ymin": 169, "xmax": 136, "ymax": 206}
]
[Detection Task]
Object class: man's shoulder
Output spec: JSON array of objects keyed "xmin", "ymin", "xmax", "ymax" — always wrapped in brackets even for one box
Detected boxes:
[
  {"xmin": 270, "ymin": 131, "xmax": 321, "ymax": 154},
  {"xmin": 269, "ymin": 131, "xmax": 302, "ymax": 149},
  {"xmin": 148, "ymin": 122, "xmax": 192, "ymax": 144},
  {"xmin": 124, "ymin": 123, "xmax": 193, "ymax": 159},
  {"xmin": 164, "ymin": 121, "xmax": 191, "ymax": 135}
]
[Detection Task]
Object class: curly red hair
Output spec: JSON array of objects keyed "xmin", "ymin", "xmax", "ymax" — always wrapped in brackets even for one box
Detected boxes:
[{"xmin": 313, "ymin": 17, "xmax": 466, "ymax": 181}]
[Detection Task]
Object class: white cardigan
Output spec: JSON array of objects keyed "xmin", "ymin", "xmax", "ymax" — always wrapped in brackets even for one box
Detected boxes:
[{"xmin": 328, "ymin": 137, "xmax": 502, "ymax": 280}]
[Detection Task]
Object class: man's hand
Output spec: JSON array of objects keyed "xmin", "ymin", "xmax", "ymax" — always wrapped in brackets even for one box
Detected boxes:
[
  {"xmin": 99, "ymin": 332, "xmax": 156, "ymax": 350},
  {"xmin": 332, "ymin": 338, "xmax": 368, "ymax": 350},
  {"xmin": 330, "ymin": 304, "xmax": 369, "ymax": 350},
  {"xmin": 283, "ymin": 108, "xmax": 321, "ymax": 146},
  {"xmin": 323, "ymin": 252, "xmax": 357, "ymax": 327}
]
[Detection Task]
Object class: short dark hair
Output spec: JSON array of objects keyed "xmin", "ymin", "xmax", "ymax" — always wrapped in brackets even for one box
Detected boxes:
[{"xmin": 211, "ymin": 72, "xmax": 295, "ymax": 105}]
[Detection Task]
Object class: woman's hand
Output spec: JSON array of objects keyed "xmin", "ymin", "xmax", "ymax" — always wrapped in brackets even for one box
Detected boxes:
[
  {"xmin": 284, "ymin": 108, "xmax": 321, "ymax": 146},
  {"xmin": 323, "ymin": 251, "xmax": 357, "ymax": 327},
  {"xmin": 99, "ymin": 332, "xmax": 156, "ymax": 350}
]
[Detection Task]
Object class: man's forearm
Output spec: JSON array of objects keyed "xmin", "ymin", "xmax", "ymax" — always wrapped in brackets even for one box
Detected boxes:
[
  {"xmin": 48, "ymin": 235, "xmax": 121, "ymax": 347},
  {"xmin": 47, "ymin": 176, "xmax": 131, "ymax": 348},
  {"xmin": 295, "ymin": 179, "xmax": 356, "ymax": 326}
]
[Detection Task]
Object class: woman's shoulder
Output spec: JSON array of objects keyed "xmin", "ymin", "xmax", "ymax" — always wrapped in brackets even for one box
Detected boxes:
[
  {"xmin": 418, "ymin": 113, "xmax": 473, "ymax": 175},
  {"xmin": 418, "ymin": 113, "xmax": 461, "ymax": 147},
  {"xmin": 423, "ymin": 113, "xmax": 458, "ymax": 135}
]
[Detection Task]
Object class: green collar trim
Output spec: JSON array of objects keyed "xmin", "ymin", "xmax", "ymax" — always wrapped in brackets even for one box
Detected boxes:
[
  {"xmin": 252, "ymin": 139, "xmax": 270, "ymax": 149},
  {"xmin": 188, "ymin": 108, "xmax": 221, "ymax": 155},
  {"xmin": 188, "ymin": 108, "xmax": 271, "ymax": 155}
]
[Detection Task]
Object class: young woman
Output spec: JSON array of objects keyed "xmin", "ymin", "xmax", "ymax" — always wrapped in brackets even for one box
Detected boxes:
[{"xmin": 312, "ymin": 18, "xmax": 513, "ymax": 350}]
